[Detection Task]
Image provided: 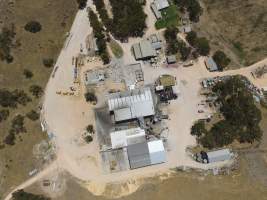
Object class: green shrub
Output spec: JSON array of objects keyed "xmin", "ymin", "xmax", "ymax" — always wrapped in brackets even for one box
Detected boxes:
[
  {"xmin": 26, "ymin": 110, "xmax": 39, "ymax": 121},
  {"xmin": 42, "ymin": 58, "xmax": 54, "ymax": 68},
  {"xmin": 0, "ymin": 109, "xmax": 9, "ymax": 122},
  {"xmin": 23, "ymin": 69, "xmax": 33, "ymax": 79},
  {"xmin": 29, "ymin": 85, "xmax": 43, "ymax": 98},
  {"xmin": 24, "ymin": 21, "xmax": 42, "ymax": 33}
]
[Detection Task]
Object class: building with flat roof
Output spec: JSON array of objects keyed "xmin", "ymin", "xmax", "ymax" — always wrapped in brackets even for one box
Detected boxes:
[
  {"xmin": 132, "ymin": 40, "xmax": 157, "ymax": 60},
  {"xmin": 127, "ymin": 140, "xmax": 166, "ymax": 169},
  {"xmin": 205, "ymin": 57, "xmax": 219, "ymax": 72},
  {"xmin": 108, "ymin": 87, "xmax": 155, "ymax": 122}
]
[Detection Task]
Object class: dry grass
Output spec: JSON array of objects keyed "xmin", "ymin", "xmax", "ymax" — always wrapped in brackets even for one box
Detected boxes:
[
  {"xmin": 195, "ymin": 0, "xmax": 267, "ymax": 69},
  {"xmin": 0, "ymin": 0, "xmax": 77, "ymax": 197}
]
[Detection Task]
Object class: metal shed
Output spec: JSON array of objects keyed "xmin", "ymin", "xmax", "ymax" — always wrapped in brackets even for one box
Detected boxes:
[
  {"xmin": 127, "ymin": 142, "xmax": 151, "ymax": 169},
  {"xmin": 207, "ymin": 149, "xmax": 232, "ymax": 163},
  {"xmin": 148, "ymin": 140, "xmax": 166, "ymax": 165},
  {"xmin": 205, "ymin": 57, "xmax": 219, "ymax": 72}
]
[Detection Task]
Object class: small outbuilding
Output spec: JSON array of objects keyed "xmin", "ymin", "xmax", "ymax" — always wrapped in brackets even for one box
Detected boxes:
[
  {"xmin": 205, "ymin": 57, "xmax": 219, "ymax": 72},
  {"xmin": 166, "ymin": 55, "xmax": 177, "ymax": 64},
  {"xmin": 207, "ymin": 148, "xmax": 232, "ymax": 163}
]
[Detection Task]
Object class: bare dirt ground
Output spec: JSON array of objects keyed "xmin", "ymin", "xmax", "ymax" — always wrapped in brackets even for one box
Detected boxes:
[
  {"xmin": 26, "ymin": 161, "xmax": 267, "ymax": 200},
  {"xmin": 196, "ymin": 0, "xmax": 267, "ymax": 68}
]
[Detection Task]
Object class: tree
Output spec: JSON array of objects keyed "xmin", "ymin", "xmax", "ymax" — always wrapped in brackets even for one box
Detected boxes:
[
  {"xmin": 212, "ymin": 50, "xmax": 231, "ymax": 71},
  {"xmin": 12, "ymin": 189, "xmax": 50, "ymax": 200},
  {"xmin": 186, "ymin": 31, "xmax": 197, "ymax": 46},
  {"xmin": 174, "ymin": 0, "xmax": 202, "ymax": 22},
  {"xmin": 4, "ymin": 131, "xmax": 15, "ymax": 145},
  {"xmin": 196, "ymin": 37, "xmax": 210, "ymax": 56},
  {"xmin": 191, "ymin": 120, "xmax": 207, "ymax": 137},
  {"xmin": 23, "ymin": 69, "xmax": 33, "ymax": 79},
  {"xmin": 86, "ymin": 124, "xmax": 94, "ymax": 133},
  {"xmin": 76, "ymin": 0, "xmax": 87, "ymax": 9},
  {"xmin": 85, "ymin": 92, "xmax": 97, "ymax": 103},
  {"xmin": 178, "ymin": 40, "xmax": 191, "ymax": 61},
  {"xmin": 0, "ymin": 26, "xmax": 16, "ymax": 63},
  {"xmin": 24, "ymin": 21, "xmax": 42, "ymax": 33},
  {"xmin": 12, "ymin": 90, "xmax": 32, "ymax": 106},
  {"xmin": 0, "ymin": 109, "xmax": 9, "ymax": 122},
  {"xmin": 29, "ymin": 85, "xmax": 43, "ymax": 98},
  {"xmin": 164, "ymin": 26, "xmax": 180, "ymax": 55},
  {"xmin": 26, "ymin": 110, "xmax": 39, "ymax": 121},
  {"xmin": 84, "ymin": 135, "xmax": 93, "ymax": 143},
  {"xmin": 0, "ymin": 89, "xmax": 17, "ymax": 107},
  {"xmin": 11, "ymin": 115, "xmax": 26, "ymax": 134},
  {"xmin": 42, "ymin": 58, "xmax": 54, "ymax": 68}
]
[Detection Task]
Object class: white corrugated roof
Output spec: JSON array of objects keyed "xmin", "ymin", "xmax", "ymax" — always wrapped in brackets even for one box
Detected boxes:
[
  {"xmin": 108, "ymin": 88, "xmax": 155, "ymax": 122},
  {"xmin": 148, "ymin": 140, "xmax": 165, "ymax": 153},
  {"xmin": 110, "ymin": 128, "xmax": 146, "ymax": 149}
]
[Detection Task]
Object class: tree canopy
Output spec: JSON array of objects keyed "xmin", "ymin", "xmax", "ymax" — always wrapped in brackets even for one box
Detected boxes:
[
  {"xmin": 192, "ymin": 76, "xmax": 262, "ymax": 149},
  {"xmin": 174, "ymin": 0, "xmax": 202, "ymax": 22},
  {"xmin": 92, "ymin": 0, "xmax": 147, "ymax": 40},
  {"xmin": 12, "ymin": 190, "xmax": 50, "ymax": 200},
  {"xmin": 212, "ymin": 50, "xmax": 231, "ymax": 70}
]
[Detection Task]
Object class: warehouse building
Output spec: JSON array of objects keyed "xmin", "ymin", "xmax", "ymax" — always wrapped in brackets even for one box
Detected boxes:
[
  {"xmin": 108, "ymin": 87, "xmax": 155, "ymax": 122},
  {"xmin": 127, "ymin": 140, "xmax": 166, "ymax": 169},
  {"xmin": 132, "ymin": 40, "xmax": 157, "ymax": 60}
]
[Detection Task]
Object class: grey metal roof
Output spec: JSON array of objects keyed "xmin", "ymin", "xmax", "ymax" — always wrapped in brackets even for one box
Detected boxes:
[
  {"xmin": 207, "ymin": 149, "xmax": 231, "ymax": 163},
  {"xmin": 154, "ymin": 0, "xmax": 169, "ymax": 10},
  {"xmin": 205, "ymin": 57, "xmax": 219, "ymax": 72},
  {"xmin": 132, "ymin": 40, "xmax": 157, "ymax": 60},
  {"xmin": 151, "ymin": 2, "xmax": 162, "ymax": 19},
  {"xmin": 127, "ymin": 142, "xmax": 150, "ymax": 169}
]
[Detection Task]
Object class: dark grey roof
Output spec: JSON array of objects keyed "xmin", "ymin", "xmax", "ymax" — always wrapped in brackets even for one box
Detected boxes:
[{"xmin": 127, "ymin": 142, "xmax": 150, "ymax": 169}]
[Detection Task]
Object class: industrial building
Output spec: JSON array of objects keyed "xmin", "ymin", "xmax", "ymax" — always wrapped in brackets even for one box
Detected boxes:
[
  {"xmin": 132, "ymin": 40, "xmax": 157, "ymax": 60},
  {"xmin": 205, "ymin": 57, "xmax": 219, "ymax": 72},
  {"xmin": 127, "ymin": 140, "xmax": 166, "ymax": 169},
  {"xmin": 108, "ymin": 87, "xmax": 155, "ymax": 122}
]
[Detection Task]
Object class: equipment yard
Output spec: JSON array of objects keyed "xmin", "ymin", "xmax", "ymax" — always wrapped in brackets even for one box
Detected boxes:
[{"xmin": 2, "ymin": 0, "xmax": 267, "ymax": 199}]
